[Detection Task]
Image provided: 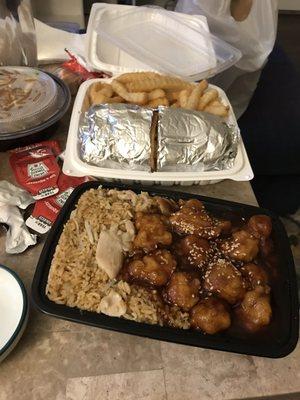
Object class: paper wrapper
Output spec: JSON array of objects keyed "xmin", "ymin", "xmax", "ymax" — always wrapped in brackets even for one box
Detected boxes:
[
  {"xmin": 0, "ymin": 180, "xmax": 34, "ymax": 209},
  {"xmin": 0, "ymin": 181, "xmax": 36, "ymax": 254}
]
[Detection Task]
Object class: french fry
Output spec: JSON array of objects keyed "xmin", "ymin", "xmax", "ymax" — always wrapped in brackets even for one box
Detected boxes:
[
  {"xmin": 186, "ymin": 80, "xmax": 208, "ymax": 110},
  {"xmin": 89, "ymin": 83, "xmax": 101, "ymax": 102},
  {"xmin": 99, "ymin": 84, "xmax": 114, "ymax": 98},
  {"xmin": 89, "ymin": 83, "xmax": 114, "ymax": 104},
  {"xmin": 126, "ymin": 75, "xmax": 192, "ymax": 93},
  {"xmin": 116, "ymin": 72, "xmax": 160, "ymax": 84},
  {"xmin": 89, "ymin": 92, "xmax": 107, "ymax": 105},
  {"xmin": 112, "ymin": 80, "xmax": 148, "ymax": 105},
  {"xmin": 108, "ymin": 96, "xmax": 125, "ymax": 104},
  {"xmin": 90, "ymin": 91, "xmax": 124, "ymax": 105},
  {"xmin": 210, "ymin": 100, "xmax": 223, "ymax": 107},
  {"xmin": 178, "ymin": 89, "xmax": 190, "ymax": 108},
  {"xmin": 204, "ymin": 103, "xmax": 229, "ymax": 117},
  {"xmin": 148, "ymin": 89, "xmax": 166, "ymax": 101},
  {"xmin": 83, "ymin": 94, "xmax": 91, "ymax": 111},
  {"xmin": 88, "ymin": 75, "xmax": 229, "ymax": 117},
  {"xmin": 147, "ymin": 97, "xmax": 169, "ymax": 108},
  {"xmin": 165, "ymin": 90, "xmax": 182, "ymax": 103},
  {"xmin": 198, "ymin": 89, "xmax": 219, "ymax": 111},
  {"xmin": 90, "ymin": 82, "xmax": 102, "ymax": 91}
]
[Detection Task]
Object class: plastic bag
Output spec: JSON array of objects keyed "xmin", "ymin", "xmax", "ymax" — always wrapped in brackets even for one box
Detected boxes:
[
  {"xmin": 175, "ymin": 0, "xmax": 278, "ymax": 72},
  {"xmin": 0, "ymin": 0, "xmax": 37, "ymax": 66}
]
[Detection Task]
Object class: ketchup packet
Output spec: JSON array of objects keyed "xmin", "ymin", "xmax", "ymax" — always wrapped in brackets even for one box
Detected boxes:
[
  {"xmin": 9, "ymin": 141, "xmax": 61, "ymax": 200},
  {"xmin": 62, "ymin": 49, "xmax": 111, "ymax": 81},
  {"xmin": 26, "ymin": 173, "xmax": 90, "ymax": 234}
]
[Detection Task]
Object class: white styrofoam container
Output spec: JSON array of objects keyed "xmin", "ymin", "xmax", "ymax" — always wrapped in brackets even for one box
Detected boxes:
[
  {"xmin": 86, "ymin": 4, "xmax": 215, "ymax": 81},
  {"xmin": 63, "ymin": 77, "xmax": 254, "ymax": 186},
  {"xmin": 95, "ymin": 7, "xmax": 217, "ymax": 79}
]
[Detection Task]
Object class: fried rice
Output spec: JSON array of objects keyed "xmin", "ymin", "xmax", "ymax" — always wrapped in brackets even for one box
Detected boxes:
[{"xmin": 46, "ymin": 187, "xmax": 190, "ymax": 329}]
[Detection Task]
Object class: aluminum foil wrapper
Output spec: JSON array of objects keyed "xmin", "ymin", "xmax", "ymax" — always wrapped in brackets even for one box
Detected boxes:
[
  {"xmin": 157, "ymin": 107, "xmax": 239, "ymax": 172},
  {"xmin": 79, "ymin": 104, "xmax": 153, "ymax": 171}
]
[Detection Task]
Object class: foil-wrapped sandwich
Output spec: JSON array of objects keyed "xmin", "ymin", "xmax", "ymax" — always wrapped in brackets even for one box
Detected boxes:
[
  {"xmin": 80, "ymin": 104, "xmax": 153, "ymax": 171},
  {"xmin": 157, "ymin": 107, "xmax": 238, "ymax": 172},
  {"xmin": 79, "ymin": 104, "xmax": 239, "ymax": 172}
]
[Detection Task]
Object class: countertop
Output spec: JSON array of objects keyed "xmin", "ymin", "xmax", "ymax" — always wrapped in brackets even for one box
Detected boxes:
[{"xmin": 0, "ymin": 115, "xmax": 299, "ymax": 400}]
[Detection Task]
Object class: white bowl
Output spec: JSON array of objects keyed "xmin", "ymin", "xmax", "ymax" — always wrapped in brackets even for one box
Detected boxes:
[{"xmin": 0, "ymin": 265, "xmax": 28, "ymax": 363}]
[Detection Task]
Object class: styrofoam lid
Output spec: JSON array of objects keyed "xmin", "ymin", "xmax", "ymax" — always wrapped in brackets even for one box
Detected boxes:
[{"xmin": 96, "ymin": 7, "xmax": 241, "ymax": 80}]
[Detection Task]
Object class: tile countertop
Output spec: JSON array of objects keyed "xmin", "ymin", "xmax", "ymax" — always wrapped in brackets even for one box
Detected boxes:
[{"xmin": 0, "ymin": 121, "xmax": 299, "ymax": 400}]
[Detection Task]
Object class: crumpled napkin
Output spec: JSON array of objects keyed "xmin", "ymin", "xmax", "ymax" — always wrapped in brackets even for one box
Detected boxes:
[{"xmin": 0, "ymin": 181, "xmax": 37, "ymax": 254}]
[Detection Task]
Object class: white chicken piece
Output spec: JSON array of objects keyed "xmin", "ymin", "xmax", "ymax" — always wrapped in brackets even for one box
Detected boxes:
[
  {"xmin": 99, "ymin": 290, "xmax": 127, "ymax": 317},
  {"xmin": 120, "ymin": 220, "xmax": 136, "ymax": 252},
  {"xmin": 96, "ymin": 230, "xmax": 124, "ymax": 279}
]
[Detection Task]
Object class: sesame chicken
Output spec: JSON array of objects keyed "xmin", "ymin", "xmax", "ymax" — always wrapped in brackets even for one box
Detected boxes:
[
  {"xmin": 190, "ymin": 297, "xmax": 231, "ymax": 334},
  {"xmin": 240, "ymin": 263, "xmax": 269, "ymax": 290},
  {"xmin": 163, "ymin": 271, "xmax": 201, "ymax": 311},
  {"xmin": 174, "ymin": 235, "xmax": 212, "ymax": 270},
  {"xmin": 235, "ymin": 286, "xmax": 272, "ymax": 332},
  {"xmin": 170, "ymin": 199, "xmax": 230, "ymax": 240},
  {"xmin": 126, "ymin": 249, "xmax": 176, "ymax": 287},
  {"xmin": 203, "ymin": 259, "xmax": 246, "ymax": 305},
  {"xmin": 247, "ymin": 215, "xmax": 272, "ymax": 239},
  {"xmin": 219, "ymin": 230, "xmax": 259, "ymax": 263},
  {"xmin": 133, "ymin": 212, "xmax": 172, "ymax": 252}
]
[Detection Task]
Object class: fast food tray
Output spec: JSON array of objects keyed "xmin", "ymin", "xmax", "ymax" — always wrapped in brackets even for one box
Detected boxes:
[
  {"xmin": 63, "ymin": 78, "xmax": 253, "ymax": 185},
  {"xmin": 32, "ymin": 181, "xmax": 299, "ymax": 358}
]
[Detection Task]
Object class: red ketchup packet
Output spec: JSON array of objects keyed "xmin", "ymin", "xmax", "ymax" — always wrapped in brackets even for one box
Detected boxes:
[
  {"xmin": 9, "ymin": 141, "xmax": 61, "ymax": 200},
  {"xmin": 25, "ymin": 173, "xmax": 90, "ymax": 234},
  {"xmin": 62, "ymin": 49, "xmax": 111, "ymax": 81}
]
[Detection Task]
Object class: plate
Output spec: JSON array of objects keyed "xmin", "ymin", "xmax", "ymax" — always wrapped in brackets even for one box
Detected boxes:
[{"xmin": 0, "ymin": 265, "xmax": 28, "ymax": 362}]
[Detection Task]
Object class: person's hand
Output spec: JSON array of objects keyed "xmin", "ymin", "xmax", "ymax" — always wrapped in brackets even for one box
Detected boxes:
[{"xmin": 230, "ymin": 0, "xmax": 253, "ymax": 21}]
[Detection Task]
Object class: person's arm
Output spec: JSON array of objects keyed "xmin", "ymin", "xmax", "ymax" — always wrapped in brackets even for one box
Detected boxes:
[{"xmin": 230, "ymin": 0, "xmax": 253, "ymax": 21}]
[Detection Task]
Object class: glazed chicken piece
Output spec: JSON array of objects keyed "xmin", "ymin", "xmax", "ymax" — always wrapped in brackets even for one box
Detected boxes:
[
  {"xmin": 163, "ymin": 271, "xmax": 201, "ymax": 311},
  {"xmin": 259, "ymin": 237, "xmax": 274, "ymax": 257},
  {"xmin": 217, "ymin": 219, "xmax": 232, "ymax": 236},
  {"xmin": 203, "ymin": 259, "xmax": 246, "ymax": 305},
  {"xmin": 247, "ymin": 215, "xmax": 272, "ymax": 239},
  {"xmin": 133, "ymin": 212, "xmax": 172, "ymax": 252},
  {"xmin": 126, "ymin": 249, "xmax": 176, "ymax": 287},
  {"xmin": 220, "ymin": 229, "xmax": 259, "ymax": 263},
  {"xmin": 240, "ymin": 263, "xmax": 269, "ymax": 290},
  {"xmin": 155, "ymin": 196, "xmax": 179, "ymax": 216},
  {"xmin": 235, "ymin": 286, "xmax": 272, "ymax": 332},
  {"xmin": 170, "ymin": 199, "xmax": 231, "ymax": 240},
  {"xmin": 247, "ymin": 215, "xmax": 274, "ymax": 258},
  {"xmin": 190, "ymin": 297, "xmax": 231, "ymax": 334},
  {"xmin": 174, "ymin": 235, "xmax": 212, "ymax": 270}
]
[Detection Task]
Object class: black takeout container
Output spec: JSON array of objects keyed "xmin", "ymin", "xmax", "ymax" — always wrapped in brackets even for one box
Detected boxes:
[{"xmin": 31, "ymin": 181, "xmax": 299, "ymax": 358}]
